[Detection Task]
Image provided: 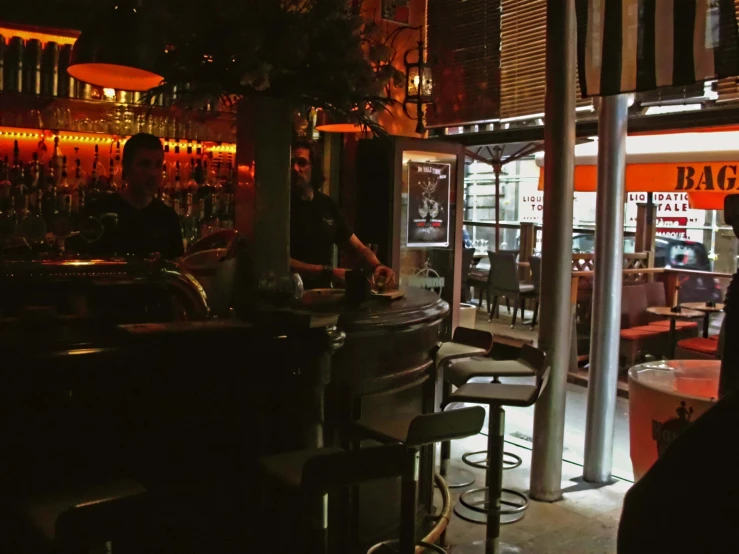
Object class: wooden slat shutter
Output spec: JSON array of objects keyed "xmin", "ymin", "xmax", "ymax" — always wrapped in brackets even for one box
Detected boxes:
[
  {"xmin": 716, "ymin": 0, "xmax": 739, "ymax": 103},
  {"xmin": 500, "ymin": 0, "xmax": 588, "ymax": 119},
  {"xmin": 426, "ymin": 0, "xmax": 501, "ymax": 127}
]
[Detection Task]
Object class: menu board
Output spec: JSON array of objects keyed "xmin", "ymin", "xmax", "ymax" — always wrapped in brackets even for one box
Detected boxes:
[{"xmin": 406, "ymin": 161, "xmax": 451, "ymax": 248}]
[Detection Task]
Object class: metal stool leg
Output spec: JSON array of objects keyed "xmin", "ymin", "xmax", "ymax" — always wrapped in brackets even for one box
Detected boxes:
[
  {"xmin": 440, "ymin": 379, "xmax": 477, "ymax": 489},
  {"xmin": 369, "ymin": 448, "xmax": 447, "ymax": 554},
  {"xmin": 451, "ymin": 408, "xmax": 523, "ymax": 553}
]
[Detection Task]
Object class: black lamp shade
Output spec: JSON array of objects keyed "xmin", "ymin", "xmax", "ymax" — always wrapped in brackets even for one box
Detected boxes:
[{"xmin": 68, "ymin": 0, "xmax": 164, "ymax": 91}]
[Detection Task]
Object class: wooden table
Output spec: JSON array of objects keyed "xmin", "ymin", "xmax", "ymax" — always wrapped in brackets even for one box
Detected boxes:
[
  {"xmin": 679, "ymin": 302, "xmax": 725, "ymax": 338},
  {"xmin": 646, "ymin": 306, "xmax": 704, "ymax": 358}
]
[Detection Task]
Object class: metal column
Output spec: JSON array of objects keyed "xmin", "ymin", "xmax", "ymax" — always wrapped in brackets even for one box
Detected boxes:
[
  {"xmin": 529, "ymin": 0, "xmax": 576, "ymax": 502},
  {"xmin": 583, "ymin": 94, "xmax": 628, "ymax": 484}
]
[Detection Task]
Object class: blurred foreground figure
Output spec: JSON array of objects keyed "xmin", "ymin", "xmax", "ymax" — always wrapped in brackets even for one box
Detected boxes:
[{"xmin": 618, "ymin": 390, "xmax": 739, "ymax": 553}]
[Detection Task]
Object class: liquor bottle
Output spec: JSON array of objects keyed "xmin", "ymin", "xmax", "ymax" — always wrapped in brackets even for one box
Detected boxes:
[
  {"xmin": 197, "ymin": 197, "xmax": 206, "ymax": 238},
  {"xmin": 0, "ymin": 158, "xmax": 11, "ymax": 214},
  {"xmin": 113, "ymin": 141, "xmax": 123, "ymax": 189},
  {"xmin": 16, "ymin": 191, "xmax": 30, "ymax": 225},
  {"xmin": 160, "ymin": 163, "xmax": 169, "ymax": 204},
  {"xmin": 11, "ymin": 141, "xmax": 20, "ymax": 183},
  {"xmin": 173, "ymin": 161, "xmax": 182, "ymax": 203},
  {"xmin": 219, "ymin": 193, "xmax": 233, "ymax": 230},
  {"xmin": 0, "ymin": 194, "xmax": 16, "ymax": 237},
  {"xmin": 50, "ymin": 136, "xmax": 63, "ymax": 188},
  {"xmin": 58, "ymin": 156, "xmax": 73, "ymax": 213},
  {"xmin": 75, "ymin": 160, "xmax": 86, "ymax": 222},
  {"xmin": 182, "ymin": 193, "xmax": 198, "ymax": 248},
  {"xmin": 86, "ymin": 145, "xmax": 101, "ymax": 214},
  {"xmin": 186, "ymin": 158, "xmax": 199, "ymax": 195},
  {"xmin": 42, "ymin": 164, "xmax": 58, "ymax": 225},
  {"xmin": 11, "ymin": 164, "xmax": 27, "ymax": 215},
  {"xmin": 107, "ymin": 154, "xmax": 117, "ymax": 193},
  {"xmin": 72, "ymin": 151, "xmax": 85, "ymax": 218}
]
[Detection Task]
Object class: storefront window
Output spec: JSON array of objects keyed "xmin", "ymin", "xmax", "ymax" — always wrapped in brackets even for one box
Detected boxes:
[{"xmin": 463, "ymin": 155, "xmax": 738, "ymax": 275}]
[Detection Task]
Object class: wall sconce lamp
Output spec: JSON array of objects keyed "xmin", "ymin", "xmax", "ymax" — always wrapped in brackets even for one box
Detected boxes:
[{"xmin": 404, "ymin": 40, "xmax": 434, "ymax": 134}]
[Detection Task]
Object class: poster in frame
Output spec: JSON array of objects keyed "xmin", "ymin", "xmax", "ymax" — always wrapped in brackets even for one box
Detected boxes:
[
  {"xmin": 406, "ymin": 161, "xmax": 451, "ymax": 248},
  {"xmin": 381, "ymin": 0, "xmax": 410, "ymax": 24}
]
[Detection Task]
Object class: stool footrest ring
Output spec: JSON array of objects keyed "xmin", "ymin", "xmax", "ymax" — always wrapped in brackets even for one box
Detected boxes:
[
  {"xmin": 438, "ymin": 464, "xmax": 476, "ymax": 489},
  {"xmin": 367, "ymin": 539, "xmax": 448, "ymax": 553},
  {"xmin": 461, "ymin": 450, "xmax": 522, "ymax": 471},
  {"xmin": 453, "ymin": 487, "xmax": 528, "ymax": 526}
]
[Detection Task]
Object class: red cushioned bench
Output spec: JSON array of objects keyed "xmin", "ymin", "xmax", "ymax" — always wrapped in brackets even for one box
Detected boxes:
[{"xmin": 675, "ymin": 336, "xmax": 719, "ymax": 360}]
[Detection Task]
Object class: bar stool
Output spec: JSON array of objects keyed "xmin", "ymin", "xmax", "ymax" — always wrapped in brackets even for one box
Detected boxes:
[
  {"xmin": 441, "ymin": 359, "xmax": 550, "ymax": 553},
  {"xmin": 442, "ymin": 346, "xmax": 544, "ymax": 517},
  {"xmin": 259, "ymin": 443, "xmax": 408, "ymax": 554},
  {"xmin": 349, "ymin": 407, "xmax": 486, "ymax": 553},
  {"xmin": 12, "ymin": 479, "xmax": 149, "ymax": 554},
  {"xmin": 436, "ymin": 328, "xmax": 494, "ymax": 489}
]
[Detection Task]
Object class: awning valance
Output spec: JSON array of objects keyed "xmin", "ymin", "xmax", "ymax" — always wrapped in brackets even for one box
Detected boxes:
[{"xmin": 536, "ymin": 131, "xmax": 739, "ymax": 197}]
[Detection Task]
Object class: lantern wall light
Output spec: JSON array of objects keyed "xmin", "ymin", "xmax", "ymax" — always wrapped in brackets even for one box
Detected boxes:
[{"xmin": 404, "ymin": 40, "xmax": 434, "ymax": 134}]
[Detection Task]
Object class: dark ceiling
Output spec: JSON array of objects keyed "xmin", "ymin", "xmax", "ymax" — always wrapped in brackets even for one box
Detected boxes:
[{"xmin": 1, "ymin": 0, "xmax": 109, "ymax": 31}]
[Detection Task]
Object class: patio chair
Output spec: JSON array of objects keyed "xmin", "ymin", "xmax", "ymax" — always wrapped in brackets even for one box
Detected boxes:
[{"xmin": 487, "ymin": 251, "xmax": 536, "ymax": 328}]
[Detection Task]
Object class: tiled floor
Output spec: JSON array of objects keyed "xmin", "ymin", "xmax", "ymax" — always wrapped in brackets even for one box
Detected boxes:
[{"xmin": 436, "ymin": 375, "xmax": 633, "ymax": 553}]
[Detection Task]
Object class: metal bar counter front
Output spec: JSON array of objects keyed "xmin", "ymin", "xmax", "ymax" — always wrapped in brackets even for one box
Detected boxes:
[
  {"xmin": 324, "ymin": 287, "xmax": 450, "ymax": 550},
  {"xmin": 0, "ymin": 256, "xmax": 448, "ymax": 553}
]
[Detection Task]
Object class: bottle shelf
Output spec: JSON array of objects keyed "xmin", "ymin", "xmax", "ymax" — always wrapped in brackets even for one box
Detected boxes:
[{"xmin": 0, "ymin": 92, "xmax": 237, "ymax": 145}]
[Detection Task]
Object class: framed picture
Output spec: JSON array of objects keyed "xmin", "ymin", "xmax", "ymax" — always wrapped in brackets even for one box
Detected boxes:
[
  {"xmin": 382, "ymin": 0, "xmax": 410, "ymax": 24},
  {"xmin": 406, "ymin": 161, "xmax": 451, "ymax": 248}
]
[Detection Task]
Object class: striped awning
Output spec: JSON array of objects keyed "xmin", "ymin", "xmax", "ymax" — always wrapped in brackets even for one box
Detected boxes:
[{"xmin": 576, "ymin": 0, "xmax": 739, "ymax": 97}]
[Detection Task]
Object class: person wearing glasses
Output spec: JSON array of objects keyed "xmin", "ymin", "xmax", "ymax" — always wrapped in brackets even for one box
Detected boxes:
[{"xmin": 290, "ymin": 139, "xmax": 396, "ymax": 290}]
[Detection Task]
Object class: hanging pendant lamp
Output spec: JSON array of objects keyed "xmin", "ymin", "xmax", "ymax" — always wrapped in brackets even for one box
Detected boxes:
[{"xmin": 68, "ymin": 0, "xmax": 165, "ymax": 92}]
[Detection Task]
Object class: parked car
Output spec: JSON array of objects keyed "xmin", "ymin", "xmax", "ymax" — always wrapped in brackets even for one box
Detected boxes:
[{"xmin": 571, "ymin": 233, "xmax": 722, "ymax": 303}]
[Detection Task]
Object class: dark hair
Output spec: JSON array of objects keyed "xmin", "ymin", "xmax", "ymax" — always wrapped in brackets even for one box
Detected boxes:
[
  {"xmin": 123, "ymin": 133, "xmax": 164, "ymax": 172},
  {"xmin": 293, "ymin": 139, "xmax": 325, "ymax": 191}
]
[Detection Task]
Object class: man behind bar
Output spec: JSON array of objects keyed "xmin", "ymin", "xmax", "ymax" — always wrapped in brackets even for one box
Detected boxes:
[
  {"xmin": 87, "ymin": 133, "xmax": 184, "ymax": 259},
  {"xmin": 290, "ymin": 139, "xmax": 396, "ymax": 290}
]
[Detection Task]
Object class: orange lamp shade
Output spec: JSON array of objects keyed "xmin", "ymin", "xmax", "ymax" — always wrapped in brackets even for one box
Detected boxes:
[
  {"xmin": 69, "ymin": 0, "xmax": 164, "ymax": 92},
  {"xmin": 314, "ymin": 110, "xmax": 372, "ymax": 134},
  {"xmin": 67, "ymin": 63, "xmax": 163, "ymax": 92}
]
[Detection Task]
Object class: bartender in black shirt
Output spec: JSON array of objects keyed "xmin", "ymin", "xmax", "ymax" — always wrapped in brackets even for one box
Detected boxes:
[
  {"xmin": 290, "ymin": 140, "xmax": 396, "ymax": 290},
  {"xmin": 90, "ymin": 133, "xmax": 184, "ymax": 259}
]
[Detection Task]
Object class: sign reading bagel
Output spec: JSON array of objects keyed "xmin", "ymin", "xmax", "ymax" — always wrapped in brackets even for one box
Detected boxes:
[{"xmin": 540, "ymin": 162, "xmax": 739, "ymax": 193}]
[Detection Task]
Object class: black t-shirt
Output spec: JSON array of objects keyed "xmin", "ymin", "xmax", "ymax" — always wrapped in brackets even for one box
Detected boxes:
[
  {"xmin": 290, "ymin": 191, "xmax": 352, "ymax": 287},
  {"xmin": 86, "ymin": 194, "xmax": 184, "ymax": 259}
]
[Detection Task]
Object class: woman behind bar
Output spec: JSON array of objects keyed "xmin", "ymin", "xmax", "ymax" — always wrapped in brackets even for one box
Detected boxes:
[
  {"xmin": 79, "ymin": 133, "xmax": 184, "ymax": 259},
  {"xmin": 290, "ymin": 139, "xmax": 396, "ymax": 290}
]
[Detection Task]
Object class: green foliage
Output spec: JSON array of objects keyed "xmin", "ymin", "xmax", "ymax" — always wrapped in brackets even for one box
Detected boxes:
[{"xmin": 142, "ymin": 0, "xmax": 410, "ymax": 135}]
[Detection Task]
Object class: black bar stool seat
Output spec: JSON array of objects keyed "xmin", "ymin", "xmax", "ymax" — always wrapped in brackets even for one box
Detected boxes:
[
  {"xmin": 450, "ymin": 383, "xmax": 538, "ymax": 405},
  {"xmin": 447, "ymin": 358, "xmax": 536, "ymax": 388},
  {"xmin": 259, "ymin": 444, "xmax": 408, "ymax": 554},
  {"xmin": 440, "ymin": 355, "xmax": 549, "ymax": 554},
  {"xmin": 351, "ymin": 407, "xmax": 486, "ymax": 554},
  {"xmin": 435, "ymin": 328, "xmax": 494, "ymax": 489},
  {"xmin": 16, "ymin": 479, "xmax": 148, "ymax": 553},
  {"xmin": 260, "ymin": 447, "xmax": 345, "ymax": 487},
  {"xmin": 441, "ymin": 347, "xmax": 543, "ymax": 480}
]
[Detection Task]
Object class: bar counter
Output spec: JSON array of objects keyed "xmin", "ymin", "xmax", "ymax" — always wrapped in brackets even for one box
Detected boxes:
[{"xmin": 0, "ymin": 258, "xmax": 448, "ymax": 552}]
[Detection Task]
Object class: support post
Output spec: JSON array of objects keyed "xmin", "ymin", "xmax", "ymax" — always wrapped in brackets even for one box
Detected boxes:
[
  {"xmin": 529, "ymin": 0, "xmax": 576, "ymax": 502},
  {"xmin": 494, "ymin": 162, "xmax": 501, "ymax": 252},
  {"xmin": 583, "ymin": 94, "xmax": 629, "ymax": 484}
]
